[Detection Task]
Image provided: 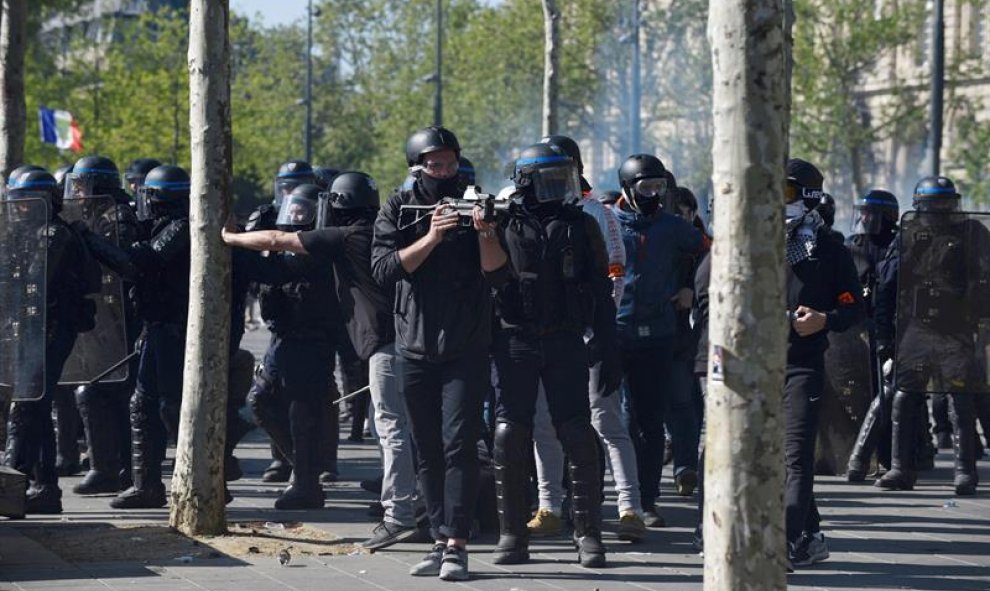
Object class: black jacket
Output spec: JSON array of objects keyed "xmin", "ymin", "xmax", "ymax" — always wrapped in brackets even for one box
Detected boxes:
[
  {"xmin": 693, "ymin": 252, "xmax": 711, "ymax": 375},
  {"xmin": 371, "ymin": 188, "xmax": 492, "ymax": 362},
  {"xmin": 242, "ymin": 249, "xmax": 337, "ymax": 340},
  {"xmin": 786, "ymin": 228, "xmax": 864, "ymax": 361},
  {"xmin": 300, "ymin": 220, "xmax": 394, "ymax": 360}
]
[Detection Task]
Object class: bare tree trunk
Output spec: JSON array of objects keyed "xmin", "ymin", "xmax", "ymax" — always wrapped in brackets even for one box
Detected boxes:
[
  {"xmin": 781, "ymin": 0, "xmax": 795, "ymax": 157},
  {"xmin": 541, "ymin": 0, "xmax": 560, "ymax": 137},
  {"xmin": 705, "ymin": 0, "xmax": 789, "ymax": 589},
  {"xmin": 0, "ymin": 0, "xmax": 27, "ymax": 180},
  {"xmin": 169, "ymin": 0, "xmax": 232, "ymax": 537}
]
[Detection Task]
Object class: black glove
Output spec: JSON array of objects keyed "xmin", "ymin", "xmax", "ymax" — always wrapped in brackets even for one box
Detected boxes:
[{"xmin": 68, "ymin": 219, "xmax": 90, "ymax": 236}]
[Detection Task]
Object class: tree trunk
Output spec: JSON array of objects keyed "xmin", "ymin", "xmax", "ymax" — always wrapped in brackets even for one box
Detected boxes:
[
  {"xmin": 781, "ymin": 0, "xmax": 794, "ymax": 158},
  {"xmin": 0, "ymin": 0, "xmax": 27, "ymax": 180},
  {"xmin": 169, "ymin": 0, "xmax": 232, "ymax": 537},
  {"xmin": 541, "ymin": 0, "xmax": 559, "ymax": 137},
  {"xmin": 705, "ymin": 0, "xmax": 789, "ymax": 589}
]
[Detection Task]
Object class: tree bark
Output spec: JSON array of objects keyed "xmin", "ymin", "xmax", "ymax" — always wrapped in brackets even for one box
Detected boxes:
[
  {"xmin": 0, "ymin": 0, "xmax": 27, "ymax": 180},
  {"xmin": 169, "ymin": 0, "xmax": 232, "ymax": 537},
  {"xmin": 705, "ymin": 0, "xmax": 789, "ymax": 589},
  {"xmin": 541, "ymin": 0, "xmax": 560, "ymax": 137}
]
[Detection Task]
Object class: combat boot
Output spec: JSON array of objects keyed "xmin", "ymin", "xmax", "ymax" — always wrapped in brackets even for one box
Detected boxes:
[
  {"xmin": 274, "ymin": 400, "xmax": 324, "ymax": 510},
  {"xmin": 25, "ymin": 484, "xmax": 63, "ymax": 514},
  {"xmin": 54, "ymin": 386, "xmax": 81, "ymax": 476},
  {"xmin": 847, "ymin": 394, "xmax": 882, "ymax": 482},
  {"xmin": 876, "ymin": 391, "xmax": 918, "ymax": 491},
  {"xmin": 73, "ymin": 385, "xmax": 123, "ymax": 495},
  {"xmin": 111, "ymin": 390, "xmax": 167, "ymax": 509},
  {"xmin": 949, "ymin": 394, "xmax": 978, "ymax": 496},
  {"xmin": 559, "ymin": 418, "xmax": 607, "ymax": 568},
  {"xmin": 491, "ymin": 421, "xmax": 531, "ymax": 565}
]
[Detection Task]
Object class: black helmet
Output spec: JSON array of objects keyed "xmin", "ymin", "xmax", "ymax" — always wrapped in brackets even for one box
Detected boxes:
[
  {"xmin": 853, "ymin": 189, "xmax": 899, "ymax": 236},
  {"xmin": 405, "ymin": 126, "xmax": 460, "ymax": 167},
  {"xmin": 458, "ymin": 157, "xmax": 476, "ymax": 187},
  {"xmin": 273, "ymin": 160, "xmax": 315, "ymax": 208},
  {"xmin": 275, "ymin": 183, "xmax": 321, "ymax": 231},
  {"xmin": 672, "ymin": 186, "xmax": 698, "ymax": 212},
  {"xmin": 136, "ymin": 165, "xmax": 190, "ymax": 221},
  {"xmin": 6, "ymin": 164, "xmax": 45, "ymax": 189},
  {"xmin": 912, "ymin": 176, "xmax": 960, "ymax": 211},
  {"xmin": 53, "ymin": 165, "xmax": 72, "ymax": 194},
  {"xmin": 618, "ymin": 154, "xmax": 670, "ymax": 215},
  {"xmin": 317, "ymin": 172, "xmax": 380, "ymax": 228},
  {"xmin": 511, "ymin": 143, "xmax": 581, "ymax": 204},
  {"xmin": 6, "ymin": 169, "xmax": 60, "ymax": 215},
  {"xmin": 785, "ymin": 158, "xmax": 825, "ymax": 207},
  {"xmin": 124, "ymin": 158, "xmax": 162, "ymax": 194},
  {"xmin": 540, "ymin": 134, "xmax": 583, "ymax": 172},
  {"xmin": 598, "ymin": 190, "xmax": 621, "ymax": 206},
  {"xmin": 66, "ymin": 156, "xmax": 121, "ymax": 200},
  {"xmin": 312, "ymin": 166, "xmax": 340, "ymax": 191}
]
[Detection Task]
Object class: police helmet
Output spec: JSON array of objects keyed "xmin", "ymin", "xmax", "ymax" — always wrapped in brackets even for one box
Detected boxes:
[
  {"xmin": 136, "ymin": 165, "xmax": 190, "ymax": 221},
  {"xmin": 275, "ymin": 183, "xmax": 321, "ymax": 231},
  {"xmin": 853, "ymin": 189, "xmax": 899, "ymax": 235},
  {"xmin": 405, "ymin": 126, "xmax": 460, "ymax": 168},
  {"xmin": 6, "ymin": 169, "xmax": 60, "ymax": 215},
  {"xmin": 912, "ymin": 176, "xmax": 960, "ymax": 212},
  {"xmin": 124, "ymin": 158, "xmax": 162, "ymax": 194},
  {"xmin": 273, "ymin": 160, "xmax": 315, "ymax": 208},
  {"xmin": 511, "ymin": 143, "xmax": 581, "ymax": 204},
  {"xmin": 312, "ymin": 166, "xmax": 340, "ymax": 191}
]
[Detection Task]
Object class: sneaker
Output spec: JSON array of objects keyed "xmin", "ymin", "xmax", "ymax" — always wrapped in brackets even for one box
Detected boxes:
[
  {"xmin": 642, "ymin": 505, "xmax": 666, "ymax": 528},
  {"xmin": 526, "ymin": 508, "xmax": 563, "ymax": 537},
  {"xmin": 617, "ymin": 511, "xmax": 646, "ymax": 543},
  {"xmin": 790, "ymin": 532, "xmax": 829, "ymax": 567},
  {"xmin": 409, "ymin": 543, "xmax": 446, "ymax": 576},
  {"xmin": 676, "ymin": 470, "xmax": 698, "ymax": 496},
  {"xmin": 362, "ymin": 521, "xmax": 421, "ymax": 551},
  {"xmin": 439, "ymin": 546, "xmax": 469, "ymax": 581}
]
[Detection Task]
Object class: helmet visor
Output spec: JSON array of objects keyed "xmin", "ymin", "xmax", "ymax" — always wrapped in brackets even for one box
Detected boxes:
[
  {"xmin": 914, "ymin": 195, "xmax": 960, "ymax": 212},
  {"xmin": 273, "ymin": 177, "xmax": 312, "ymax": 208},
  {"xmin": 63, "ymin": 173, "xmax": 101, "ymax": 201},
  {"xmin": 275, "ymin": 194, "xmax": 317, "ymax": 229},
  {"xmin": 134, "ymin": 186, "xmax": 162, "ymax": 221},
  {"xmin": 852, "ymin": 205, "xmax": 884, "ymax": 235},
  {"xmin": 632, "ymin": 177, "xmax": 669, "ymax": 200},
  {"xmin": 532, "ymin": 165, "xmax": 581, "ymax": 203}
]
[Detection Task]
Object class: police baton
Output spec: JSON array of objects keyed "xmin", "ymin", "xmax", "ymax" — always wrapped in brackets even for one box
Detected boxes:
[
  {"xmin": 331, "ymin": 384, "xmax": 371, "ymax": 406},
  {"xmin": 82, "ymin": 349, "xmax": 140, "ymax": 387}
]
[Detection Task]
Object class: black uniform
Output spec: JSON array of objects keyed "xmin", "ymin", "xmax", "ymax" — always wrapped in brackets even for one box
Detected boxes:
[
  {"xmin": 241, "ymin": 248, "xmax": 338, "ymax": 508},
  {"xmin": 485, "ymin": 199, "xmax": 618, "ymax": 566},
  {"xmin": 371, "ymin": 184, "xmax": 492, "ymax": 542},
  {"xmin": 82, "ymin": 212, "xmax": 190, "ymax": 509},
  {"xmin": 5, "ymin": 215, "xmax": 90, "ymax": 513}
]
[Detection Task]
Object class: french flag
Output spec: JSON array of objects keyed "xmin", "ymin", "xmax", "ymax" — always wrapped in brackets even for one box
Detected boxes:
[{"xmin": 38, "ymin": 105, "xmax": 83, "ymax": 153}]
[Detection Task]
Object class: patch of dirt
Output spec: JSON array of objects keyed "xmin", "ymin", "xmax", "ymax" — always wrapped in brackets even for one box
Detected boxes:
[{"xmin": 15, "ymin": 521, "xmax": 360, "ymax": 564}]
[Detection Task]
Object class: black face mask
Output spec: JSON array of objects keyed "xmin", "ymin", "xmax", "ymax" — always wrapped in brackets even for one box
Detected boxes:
[
  {"xmin": 417, "ymin": 174, "xmax": 461, "ymax": 202},
  {"xmin": 634, "ymin": 195, "xmax": 660, "ymax": 216}
]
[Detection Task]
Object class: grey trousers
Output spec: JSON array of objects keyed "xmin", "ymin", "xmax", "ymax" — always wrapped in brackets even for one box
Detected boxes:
[{"xmin": 369, "ymin": 343, "xmax": 418, "ymax": 526}]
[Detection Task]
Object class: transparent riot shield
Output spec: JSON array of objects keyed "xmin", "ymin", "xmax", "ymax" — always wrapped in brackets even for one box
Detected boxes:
[
  {"xmin": 894, "ymin": 211, "xmax": 990, "ymax": 395},
  {"xmin": 0, "ymin": 198, "xmax": 48, "ymax": 401},
  {"xmin": 817, "ymin": 324, "xmax": 874, "ymax": 474},
  {"xmin": 58, "ymin": 195, "xmax": 130, "ymax": 384}
]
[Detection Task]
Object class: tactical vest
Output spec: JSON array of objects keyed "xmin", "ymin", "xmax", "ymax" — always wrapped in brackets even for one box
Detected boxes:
[{"xmin": 258, "ymin": 251, "xmax": 335, "ymax": 338}]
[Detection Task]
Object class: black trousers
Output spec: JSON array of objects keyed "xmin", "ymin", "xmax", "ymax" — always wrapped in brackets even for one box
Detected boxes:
[
  {"xmin": 402, "ymin": 351, "xmax": 488, "ymax": 540},
  {"xmin": 784, "ymin": 357, "xmax": 825, "ymax": 544}
]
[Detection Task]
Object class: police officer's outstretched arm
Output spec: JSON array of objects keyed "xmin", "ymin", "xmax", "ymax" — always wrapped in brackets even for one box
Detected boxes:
[{"xmin": 75, "ymin": 225, "xmax": 143, "ymax": 282}]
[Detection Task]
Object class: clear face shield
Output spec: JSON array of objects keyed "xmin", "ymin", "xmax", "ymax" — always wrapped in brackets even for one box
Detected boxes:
[
  {"xmin": 275, "ymin": 194, "xmax": 317, "ymax": 230},
  {"xmin": 3, "ymin": 193, "xmax": 49, "ymax": 222},
  {"xmin": 63, "ymin": 173, "xmax": 99, "ymax": 202},
  {"xmin": 273, "ymin": 176, "xmax": 313, "ymax": 209},
  {"xmin": 531, "ymin": 164, "xmax": 581, "ymax": 204},
  {"xmin": 852, "ymin": 206, "xmax": 885, "ymax": 235},
  {"xmin": 134, "ymin": 186, "xmax": 161, "ymax": 221}
]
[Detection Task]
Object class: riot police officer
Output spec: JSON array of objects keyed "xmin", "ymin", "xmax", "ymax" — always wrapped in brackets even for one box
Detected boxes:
[
  {"xmin": 238, "ymin": 184, "xmax": 337, "ymax": 509},
  {"xmin": 3, "ymin": 169, "xmax": 92, "ymax": 513},
  {"xmin": 76, "ymin": 165, "xmax": 192, "ymax": 509},
  {"xmin": 478, "ymin": 143, "xmax": 620, "ymax": 568},
  {"xmin": 65, "ymin": 156, "xmax": 144, "ymax": 496},
  {"xmin": 845, "ymin": 190, "xmax": 899, "ymax": 481},
  {"xmin": 874, "ymin": 176, "xmax": 990, "ymax": 496},
  {"xmin": 123, "ymin": 158, "xmax": 162, "ymax": 199}
]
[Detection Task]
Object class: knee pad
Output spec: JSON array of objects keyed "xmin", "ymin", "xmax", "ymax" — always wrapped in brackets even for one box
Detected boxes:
[{"xmin": 493, "ymin": 420, "xmax": 532, "ymax": 464}]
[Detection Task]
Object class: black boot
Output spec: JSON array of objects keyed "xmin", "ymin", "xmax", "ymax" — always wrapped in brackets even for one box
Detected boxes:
[
  {"xmin": 492, "ymin": 421, "xmax": 531, "ymax": 565},
  {"xmin": 73, "ymin": 385, "xmax": 123, "ymax": 495},
  {"xmin": 111, "ymin": 389, "xmax": 167, "ymax": 509},
  {"xmin": 54, "ymin": 386, "xmax": 81, "ymax": 476},
  {"xmin": 249, "ymin": 378, "xmax": 294, "ymax": 482},
  {"xmin": 915, "ymin": 402, "xmax": 937, "ymax": 471},
  {"xmin": 847, "ymin": 394, "xmax": 882, "ymax": 482},
  {"xmin": 949, "ymin": 394, "xmax": 978, "ymax": 496},
  {"xmin": 319, "ymin": 396, "xmax": 340, "ymax": 484},
  {"xmin": 876, "ymin": 391, "xmax": 918, "ymax": 491},
  {"xmin": 274, "ymin": 399, "xmax": 324, "ymax": 510},
  {"xmin": 26, "ymin": 484, "xmax": 63, "ymax": 514},
  {"xmin": 559, "ymin": 418, "xmax": 606, "ymax": 568}
]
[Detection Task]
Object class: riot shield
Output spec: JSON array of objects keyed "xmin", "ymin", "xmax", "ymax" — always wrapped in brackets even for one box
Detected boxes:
[
  {"xmin": 0, "ymin": 198, "xmax": 48, "ymax": 401},
  {"xmin": 58, "ymin": 195, "xmax": 130, "ymax": 385},
  {"xmin": 894, "ymin": 211, "xmax": 990, "ymax": 395},
  {"xmin": 817, "ymin": 324, "xmax": 874, "ymax": 475}
]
